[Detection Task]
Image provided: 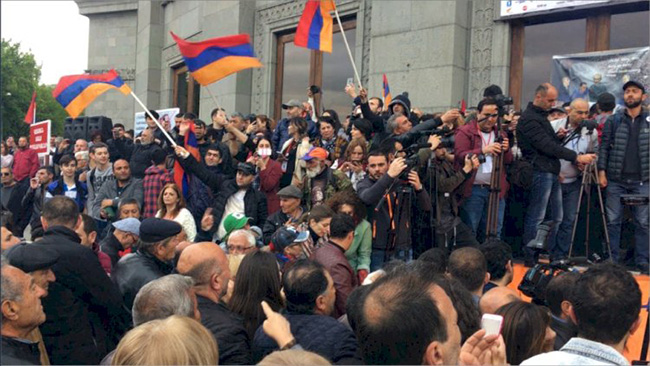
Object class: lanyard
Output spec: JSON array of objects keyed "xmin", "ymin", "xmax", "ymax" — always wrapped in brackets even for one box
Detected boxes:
[{"xmin": 479, "ymin": 131, "xmax": 494, "ymax": 147}]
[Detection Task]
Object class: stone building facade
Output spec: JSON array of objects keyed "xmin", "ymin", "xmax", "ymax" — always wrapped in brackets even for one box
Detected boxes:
[{"xmin": 76, "ymin": 0, "xmax": 648, "ymax": 128}]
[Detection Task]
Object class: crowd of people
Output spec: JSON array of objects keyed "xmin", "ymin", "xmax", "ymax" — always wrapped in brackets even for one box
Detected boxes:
[{"xmin": 0, "ymin": 79, "xmax": 647, "ymax": 365}]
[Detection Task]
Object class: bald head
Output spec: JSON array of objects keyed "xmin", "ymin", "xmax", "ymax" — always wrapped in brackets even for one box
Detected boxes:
[
  {"xmin": 534, "ymin": 83, "xmax": 558, "ymax": 111},
  {"xmin": 176, "ymin": 243, "xmax": 230, "ymax": 301},
  {"xmin": 568, "ymin": 98, "xmax": 589, "ymax": 126},
  {"xmin": 479, "ymin": 286, "xmax": 521, "ymax": 314}
]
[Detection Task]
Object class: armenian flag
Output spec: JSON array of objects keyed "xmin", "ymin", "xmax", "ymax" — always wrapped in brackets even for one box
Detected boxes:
[
  {"xmin": 174, "ymin": 122, "xmax": 201, "ymax": 198},
  {"xmin": 295, "ymin": 0, "xmax": 336, "ymax": 53},
  {"xmin": 382, "ymin": 74, "xmax": 392, "ymax": 106},
  {"xmin": 52, "ymin": 70, "xmax": 131, "ymax": 118},
  {"xmin": 171, "ymin": 32, "xmax": 262, "ymax": 86}
]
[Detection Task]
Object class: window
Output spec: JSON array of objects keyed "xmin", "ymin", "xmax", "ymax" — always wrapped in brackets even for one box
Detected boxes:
[
  {"xmin": 610, "ymin": 10, "xmax": 649, "ymax": 50},
  {"xmin": 173, "ymin": 65, "xmax": 200, "ymax": 114},
  {"xmin": 274, "ymin": 19, "xmax": 356, "ymax": 121}
]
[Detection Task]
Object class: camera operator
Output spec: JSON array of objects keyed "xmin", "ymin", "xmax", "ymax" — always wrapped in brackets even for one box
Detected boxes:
[
  {"xmin": 430, "ymin": 143, "xmax": 481, "ymax": 250},
  {"xmin": 549, "ymin": 98, "xmax": 597, "ymax": 260},
  {"xmin": 518, "ymin": 83, "xmax": 596, "ymax": 265},
  {"xmin": 357, "ymin": 149, "xmax": 432, "ymax": 271},
  {"xmin": 455, "ymin": 98, "xmax": 513, "ymax": 241},
  {"xmin": 106, "ymin": 124, "xmax": 134, "ymax": 162}
]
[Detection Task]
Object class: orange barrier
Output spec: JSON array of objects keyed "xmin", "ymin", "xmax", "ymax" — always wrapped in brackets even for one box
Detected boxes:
[{"xmin": 508, "ymin": 263, "xmax": 649, "ymax": 362}]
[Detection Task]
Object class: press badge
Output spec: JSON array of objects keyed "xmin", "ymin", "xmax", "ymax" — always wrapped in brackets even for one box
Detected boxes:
[{"xmin": 281, "ymin": 160, "xmax": 288, "ymax": 172}]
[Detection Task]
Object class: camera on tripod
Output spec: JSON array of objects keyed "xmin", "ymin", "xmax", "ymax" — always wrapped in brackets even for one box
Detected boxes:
[{"xmin": 493, "ymin": 94, "xmax": 514, "ymax": 116}]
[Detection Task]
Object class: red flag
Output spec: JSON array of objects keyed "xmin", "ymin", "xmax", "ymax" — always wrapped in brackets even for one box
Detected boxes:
[
  {"xmin": 460, "ymin": 99, "xmax": 466, "ymax": 114},
  {"xmin": 24, "ymin": 92, "xmax": 36, "ymax": 124}
]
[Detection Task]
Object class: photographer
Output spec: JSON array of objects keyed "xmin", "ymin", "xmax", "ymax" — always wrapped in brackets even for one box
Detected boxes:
[
  {"xmin": 357, "ymin": 150, "xmax": 432, "ymax": 271},
  {"xmin": 106, "ymin": 123, "xmax": 134, "ymax": 162},
  {"xmin": 518, "ymin": 83, "xmax": 596, "ymax": 265},
  {"xmin": 455, "ymin": 98, "xmax": 513, "ymax": 241},
  {"xmin": 430, "ymin": 143, "xmax": 480, "ymax": 250},
  {"xmin": 549, "ymin": 98, "xmax": 597, "ymax": 260}
]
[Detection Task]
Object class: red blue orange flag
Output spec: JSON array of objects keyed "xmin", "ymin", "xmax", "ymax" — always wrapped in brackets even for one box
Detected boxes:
[
  {"xmin": 171, "ymin": 32, "xmax": 262, "ymax": 86},
  {"xmin": 382, "ymin": 74, "xmax": 392, "ymax": 107},
  {"xmin": 295, "ymin": 0, "xmax": 336, "ymax": 53},
  {"xmin": 52, "ymin": 69, "xmax": 131, "ymax": 118},
  {"xmin": 174, "ymin": 123, "xmax": 201, "ymax": 197}
]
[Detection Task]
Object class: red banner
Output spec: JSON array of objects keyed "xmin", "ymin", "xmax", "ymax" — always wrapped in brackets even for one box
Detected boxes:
[{"xmin": 29, "ymin": 120, "xmax": 50, "ymax": 155}]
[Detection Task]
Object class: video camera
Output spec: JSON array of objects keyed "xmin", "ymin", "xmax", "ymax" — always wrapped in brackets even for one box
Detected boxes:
[{"xmin": 518, "ymin": 256, "xmax": 596, "ymax": 305}]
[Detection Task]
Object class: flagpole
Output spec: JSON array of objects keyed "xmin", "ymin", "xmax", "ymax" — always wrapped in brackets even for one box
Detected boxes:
[
  {"xmin": 129, "ymin": 91, "xmax": 177, "ymax": 147},
  {"xmin": 333, "ymin": 5, "xmax": 362, "ymax": 90},
  {"xmin": 205, "ymin": 86, "xmax": 221, "ymax": 110}
]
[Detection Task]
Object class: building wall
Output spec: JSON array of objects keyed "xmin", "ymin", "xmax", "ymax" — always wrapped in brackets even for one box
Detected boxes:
[{"xmin": 77, "ymin": 0, "xmax": 512, "ymax": 128}]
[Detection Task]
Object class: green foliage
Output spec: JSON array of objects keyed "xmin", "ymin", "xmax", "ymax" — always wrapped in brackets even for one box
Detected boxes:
[{"xmin": 1, "ymin": 38, "xmax": 66, "ymax": 139}]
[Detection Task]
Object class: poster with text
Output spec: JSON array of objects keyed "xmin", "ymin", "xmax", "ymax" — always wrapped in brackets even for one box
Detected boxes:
[
  {"xmin": 500, "ymin": 0, "xmax": 609, "ymax": 18},
  {"xmin": 134, "ymin": 107, "xmax": 180, "ymax": 137},
  {"xmin": 551, "ymin": 47, "xmax": 649, "ymax": 106},
  {"xmin": 29, "ymin": 120, "xmax": 51, "ymax": 155}
]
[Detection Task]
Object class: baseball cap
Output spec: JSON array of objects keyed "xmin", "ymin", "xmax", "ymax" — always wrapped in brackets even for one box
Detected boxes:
[
  {"xmin": 301, "ymin": 147, "xmax": 328, "ymax": 161},
  {"xmin": 223, "ymin": 213, "xmax": 251, "ymax": 238},
  {"xmin": 623, "ymin": 80, "xmax": 646, "ymax": 94},
  {"xmin": 596, "ymin": 92, "xmax": 616, "ymax": 111},
  {"xmin": 113, "ymin": 218, "xmax": 141, "ymax": 237},
  {"xmin": 282, "ymin": 99, "xmax": 304, "ymax": 109},
  {"xmin": 270, "ymin": 227, "xmax": 309, "ymax": 253}
]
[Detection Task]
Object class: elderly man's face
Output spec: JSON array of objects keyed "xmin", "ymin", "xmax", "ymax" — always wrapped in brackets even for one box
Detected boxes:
[
  {"xmin": 279, "ymin": 197, "xmax": 301, "ymax": 214},
  {"xmin": 568, "ymin": 101, "xmax": 589, "ymax": 125},
  {"xmin": 287, "ymin": 106, "xmax": 303, "ymax": 118},
  {"xmin": 140, "ymin": 129, "xmax": 154, "ymax": 145},
  {"xmin": 396, "ymin": 115, "xmax": 412, "ymax": 135},
  {"xmin": 119, "ymin": 203, "xmax": 140, "ymax": 219},
  {"xmin": 227, "ymin": 234, "xmax": 255, "ymax": 255},
  {"xmin": 1, "ymin": 168, "xmax": 14, "ymax": 185},
  {"xmin": 30, "ymin": 269, "xmax": 56, "ymax": 296},
  {"xmin": 74, "ymin": 139, "xmax": 88, "ymax": 152},
  {"xmin": 3, "ymin": 266, "xmax": 47, "ymax": 329}
]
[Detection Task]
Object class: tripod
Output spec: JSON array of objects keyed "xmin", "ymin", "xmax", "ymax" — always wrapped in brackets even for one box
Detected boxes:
[
  {"xmin": 485, "ymin": 116, "xmax": 505, "ymax": 242},
  {"xmin": 567, "ymin": 160, "xmax": 613, "ymax": 260}
]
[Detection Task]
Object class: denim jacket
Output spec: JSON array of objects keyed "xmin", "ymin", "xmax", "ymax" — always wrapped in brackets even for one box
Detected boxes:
[{"xmin": 521, "ymin": 337, "xmax": 628, "ymax": 365}]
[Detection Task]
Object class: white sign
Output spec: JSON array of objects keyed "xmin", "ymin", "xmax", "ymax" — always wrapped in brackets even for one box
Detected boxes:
[
  {"xmin": 500, "ymin": 0, "xmax": 609, "ymax": 17},
  {"xmin": 134, "ymin": 107, "xmax": 180, "ymax": 136}
]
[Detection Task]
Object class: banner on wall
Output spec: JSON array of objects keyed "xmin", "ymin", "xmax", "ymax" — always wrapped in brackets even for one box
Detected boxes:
[
  {"xmin": 550, "ymin": 47, "xmax": 649, "ymax": 105},
  {"xmin": 29, "ymin": 120, "xmax": 51, "ymax": 155},
  {"xmin": 134, "ymin": 107, "xmax": 180, "ymax": 137},
  {"xmin": 500, "ymin": 0, "xmax": 609, "ymax": 18}
]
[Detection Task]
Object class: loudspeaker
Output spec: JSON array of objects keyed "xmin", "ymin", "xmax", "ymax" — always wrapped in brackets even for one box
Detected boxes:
[
  {"xmin": 64, "ymin": 117, "xmax": 87, "ymax": 141},
  {"xmin": 86, "ymin": 116, "xmax": 113, "ymax": 142},
  {"xmin": 63, "ymin": 116, "xmax": 113, "ymax": 142}
]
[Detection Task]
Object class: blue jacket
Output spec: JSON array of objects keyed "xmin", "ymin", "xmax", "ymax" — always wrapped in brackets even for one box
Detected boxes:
[
  {"xmin": 271, "ymin": 116, "xmax": 319, "ymax": 151},
  {"xmin": 46, "ymin": 178, "xmax": 88, "ymax": 212},
  {"xmin": 253, "ymin": 312, "xmax": 361, "ymax": 364}
]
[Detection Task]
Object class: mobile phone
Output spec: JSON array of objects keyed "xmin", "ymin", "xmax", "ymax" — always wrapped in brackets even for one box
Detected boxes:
[
  {"xmin": 346, "ymin": 77, "xmax": 354, "ymax": 86},
  {"xmin": 481, "ymin": 314, "xmax": 503, "ymax": 337}
]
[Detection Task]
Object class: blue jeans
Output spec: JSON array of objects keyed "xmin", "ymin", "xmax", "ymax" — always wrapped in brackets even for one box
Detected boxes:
[
  {"xmin": 523, "ymin": 171, "xmax": 563, "ymax": 259},
  {"xmin": 605, "ymin": 180, "xmax": 649, "ymax": 264},
  {"xmin": 460, "ymin": 185, "xmax": 505, "ymax": 241},
  {"xmin": 370, "ymin": 248, "xmax": 413, "ymax": 272},
  {"xmin": 550, "ymin": 180, "xmax": 582, "ymax": 259}
]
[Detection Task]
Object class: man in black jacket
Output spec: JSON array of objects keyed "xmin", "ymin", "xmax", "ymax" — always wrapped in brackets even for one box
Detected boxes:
[
  {"xmin": 112, "ymin": 218, "xmax": 183, "ymax": 310},
  {"xmin": 32, "ymin": 196, "xmax": 131, "ymax": 365},
  {"xmin": 22, "ymin": 166, "xmax": 55, "ymax": 234},
  {"xmin": 357, "ymin": 150, "xmax": 432, "ymax": 271},
  {"xmin": 177, "ymin": 242, "xmax": 253, "ymax": 365},
  {"xmin": 1, "ymin": 166, "xmax": 31, "ymax": 236},
  {"xmin": 517, "ymin": 83, "xmax": 596, "ymax": 264},
  {"xmin": 106, "ymin": 123, "xmax": 134, "ymax": 162},
  {"xmin": 262, "ymin": 185, "xmax": 306, "ymax": 245},
  {"xmin": 128, "ymin": 128, "xmax": 163, "ymax": 179}
]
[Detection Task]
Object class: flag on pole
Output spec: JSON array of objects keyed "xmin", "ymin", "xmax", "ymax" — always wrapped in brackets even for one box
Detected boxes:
[
  {"xmin": 23, "ymin": 91, "xmax": 36, "ymax": 125},
  {"xmin": 171, "ymin": 32, "xmax": 262, "ymax": 86},
  {"xmin": 174, "ymin": 123, "xmax": 201, "ymax": 198},
  {"xmin": 52, "ymin": 69, "xmax": 131, "ymax": 118},
  {"xmin": 295, "ymin": 0, "xmax": 336, "ymax": 53},
  {"xmin": 460, "ymin": 99, "xmax": 467, "ymax": 114},
  {"xmin": 382, "ymin": 74, "xmax": 392, "ymax": 106}
]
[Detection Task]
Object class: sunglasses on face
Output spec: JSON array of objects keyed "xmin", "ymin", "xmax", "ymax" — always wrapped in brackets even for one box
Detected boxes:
[{"xmin": 1, "ymin": 172, "xmax": 11, "ymax": 177}]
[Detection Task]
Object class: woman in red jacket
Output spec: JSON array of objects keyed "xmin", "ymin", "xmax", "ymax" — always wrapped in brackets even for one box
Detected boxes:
[{"xmin": 249, "ymin": 137, "xmax": 283, "ymax": 214}]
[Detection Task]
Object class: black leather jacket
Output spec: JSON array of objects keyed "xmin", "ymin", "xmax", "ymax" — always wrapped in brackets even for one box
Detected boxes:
[{"xmin": 112, "ymin": 248, "xmax": 174, "ymax": 310}]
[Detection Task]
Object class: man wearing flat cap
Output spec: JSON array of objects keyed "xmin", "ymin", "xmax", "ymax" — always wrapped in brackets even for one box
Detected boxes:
[
  {"xmin": 5, "ymin": 243, "xmax": 59, "ymax": 365},
  {"xmin": 262, "ymin": 185, "xmax": 306, "ymax": 245},
  {"xmin": 301, "ymin": 147, "xmax": 352, "ymax": 209},
  {"xmin": 31, "ymin": 196, "xmax": 131, "ymax": 365},
  {"xmin": 112, "ymin": 218, "xmax": 184, "ymax": 310},
  {"xmin": 100, "ymin": 217, "xmax": 140, "ymax": 269},
  {"xmin": 598, "ymin": 80, "xmax": 649, "ymax": 273}
]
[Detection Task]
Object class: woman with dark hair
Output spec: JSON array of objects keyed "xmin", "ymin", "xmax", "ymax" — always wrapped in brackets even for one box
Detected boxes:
[
  {"xmin": 1, "ymin": 141, "xmax": 13, "ymax": 168},
  {"xmin": 279, "ymin": 117, "xmax": 312, "ymax": 188},
  {"xmin": 229, "ymin": 251, "xmax": 285, "ymax": 340},
  {"xmin": 298, "ymin": 204, "xmax": 334, "ymax": 249},
  {"xmin": 326, "ymin": 191, "xmax": 371, "ymax": 283},
  {"xmin": 247, "ymin": 114, "xmax": 274, "ymax": 143},
  {"xmin": 313, "ymin": 116, "xmax": 348, "ymax": 163},
  {"xmin": 350, "ymin": 118, "xmax": 373, "ymax": 143},
  {"xmin": 496, "ymin": 301, "xmax": 556, "ymax": 365},
  {"xmin": 156, "ymin": 183, "xmax": 196, "ymax": 241},
  {"xmin": 333, "ymin": 138, "xmax": 367, "ymax": 190},
  {"xmin": 249, "ymin": 137, "xmax": 283, "ymax": 214}
]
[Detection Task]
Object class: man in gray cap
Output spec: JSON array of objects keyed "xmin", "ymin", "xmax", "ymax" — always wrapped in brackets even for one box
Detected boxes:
[
  {"xmin": 272, "ymin": 98, "xmax": 318, "ymax": 151},
  {"xmin": 100, "ymin": 217, "xmax": 140, "ymax": 269},
  {"xmin": 5, "ymin": 243, "xmax": 59, "ymax": 365},
  {"xmin": 111, "ymin": 218, "xmax": 184, "ymax": 310},
  {"xmin": 262, "ymin": 185, "xmax": 306, "ymax": 245}
]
